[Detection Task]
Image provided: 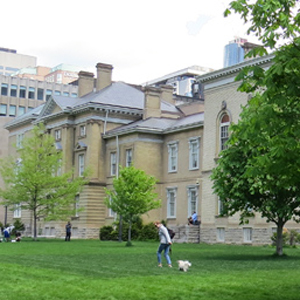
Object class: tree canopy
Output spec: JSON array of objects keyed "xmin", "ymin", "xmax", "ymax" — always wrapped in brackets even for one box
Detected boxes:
[
  {"xmin": 105, "ymin": 165, "xmax": 161, "ymax": 245},
  {"xmin": 211, "ymin": 0, "xmax": 300, "ymax": 255},
  {"xmin": 0, "ymin": 124, "xmax": 88, "ymax": 240}
]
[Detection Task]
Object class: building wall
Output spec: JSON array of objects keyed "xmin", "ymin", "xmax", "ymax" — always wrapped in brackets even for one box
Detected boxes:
[
  {"xmin": 199, "ymin": 57, "xmax": 296, "ymax": 245},
  {"xmin": 0, "ymin": 75, "xmax": 78, "ymax": 226}
]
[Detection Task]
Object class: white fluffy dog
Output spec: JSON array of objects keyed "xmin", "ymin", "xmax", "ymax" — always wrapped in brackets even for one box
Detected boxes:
[{"xmin": 177, "ymin": 260, "xmax": 192, "ymax": 272}]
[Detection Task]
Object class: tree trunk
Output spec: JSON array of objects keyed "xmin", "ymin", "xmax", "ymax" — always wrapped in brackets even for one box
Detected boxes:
[
  {"xmin": 33, "ymin": 210, "xmax": 37, "ymax": 241},
  {"xmin": 118, "ymin": 215, "xmax": 123, "ymax": 242},
  {"xmin": 276, "ymin": 221, "xmax": 284, "ymax": 256},
  {"xmin": 128, "ymin": 221, "xmax": 132, "ymax": 243}
]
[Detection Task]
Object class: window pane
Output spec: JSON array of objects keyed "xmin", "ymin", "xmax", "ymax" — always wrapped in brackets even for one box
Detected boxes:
[
  {"xmin": 10, "ymin": 84, "xmax": 17, "ymax": 97},
  {"xmin": 19, "ymin": 86, "xmax": 26, "ymax": 98},
  {"xmin": 1, "ymin": 83, "xmax": 8, "ymax": 96},
  {"xmin": 18, "ymin": 106, "xmax": 26, "ymax": 116},
  {"xmin": 9, "ymin": 105, "xmax": 16, "ymax": 116},
  {"xmin": 28, "ymin": 87, "xmax": 35, "ymax": 99},
  {"xmin": 46, "ymin": 89, "xmax": 52, "ymax": 101},
  {"xmin": 0, "ymin": 104, "xmax": 7, "ymax": 115},
  {"xmin": 37, "ymin": 88, "xmax": 44, "ymax": 100}
]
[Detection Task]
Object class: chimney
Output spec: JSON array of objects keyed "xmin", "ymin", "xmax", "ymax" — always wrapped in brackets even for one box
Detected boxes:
[
  {"xmin": 143, "ymin": 86, "xmax": 161, "ymax": 120},
  {"xmin": 160, "ymin": 85, "xmax": 174, "ymax": 105},
  {"xmin": 78, "ymin": 71, "xmax": 94, "ymax": 97},
  {"xmin": 96, "ymin": 63, "xmax": 113, "ymax": 91}
]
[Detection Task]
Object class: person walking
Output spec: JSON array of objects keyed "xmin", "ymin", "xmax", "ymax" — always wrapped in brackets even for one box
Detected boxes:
[
  {"xmin": 65, "ymin": 221, "xmax": 72, "ymax": 241},
  {"xmin": 154, "ymin": 221, "xmax": 172, "ymax": 268}
]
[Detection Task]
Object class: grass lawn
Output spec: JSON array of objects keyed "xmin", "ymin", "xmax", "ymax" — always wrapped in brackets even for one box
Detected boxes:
[{"xmin": 0, "ymin": 239, "xmax": 300, "ymax": 300}]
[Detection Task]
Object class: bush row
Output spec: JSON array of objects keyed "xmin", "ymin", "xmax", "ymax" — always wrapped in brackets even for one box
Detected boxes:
[{"xmin": 100, "ymin": 218, "xmax": 159, "ymax": 241}]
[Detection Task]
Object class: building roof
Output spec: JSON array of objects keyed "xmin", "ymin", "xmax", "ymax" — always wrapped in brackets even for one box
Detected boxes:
[
  {"xmin": 104, "ymin": 112, "xmax": 204, "ymax": 138},
  {"xmin": 5, "ymin": 81, "xmax": 181, "ymax": 129}
]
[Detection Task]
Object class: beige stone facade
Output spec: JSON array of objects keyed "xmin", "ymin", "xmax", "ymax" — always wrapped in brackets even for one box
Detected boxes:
[
  {"xmin": 199, "ymin": 54, "xmax": 300, "ymax": 245},
  {"xmin": 3, "ymin": 62, "xmax": 204, "ymax": 240}
]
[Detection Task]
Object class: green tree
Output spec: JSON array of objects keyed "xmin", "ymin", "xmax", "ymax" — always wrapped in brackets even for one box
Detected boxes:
[
  {"xmin": 0, "ymin": 124, "xmax": 88, "ymax": 240},
  {"xmin": 105, "ymin": 165, "xmax": 161, "ymax": 246},
  {"xmin": 211, "ymin": 0, "xmax": 300, "ymax": 256}
]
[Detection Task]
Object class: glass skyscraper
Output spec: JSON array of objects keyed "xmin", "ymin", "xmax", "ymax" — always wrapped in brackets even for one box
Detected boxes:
[{"xmin": 223, "ymin": 38, "xmax": 247, "ymax": 68}]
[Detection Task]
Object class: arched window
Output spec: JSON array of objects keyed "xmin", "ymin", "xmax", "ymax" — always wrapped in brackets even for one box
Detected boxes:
[{"xmin": 220, "ymin": 113, "xmax": 230, "ymax": 151}]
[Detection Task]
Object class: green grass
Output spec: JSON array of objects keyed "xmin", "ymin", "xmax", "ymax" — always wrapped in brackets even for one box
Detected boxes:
[{"xmin": 0, "ymin": 239, "xmax": 300, "ymax": 300}]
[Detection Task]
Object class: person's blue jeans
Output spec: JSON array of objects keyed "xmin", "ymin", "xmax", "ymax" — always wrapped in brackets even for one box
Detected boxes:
[{"xmin": 157, "ymin": 243, "xmax": 172, "ymax": 265}]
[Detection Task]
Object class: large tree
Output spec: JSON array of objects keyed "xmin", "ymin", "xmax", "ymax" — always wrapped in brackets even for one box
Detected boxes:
[
  {"xmin": 211, "ymin": 0, "xmax": 300, "ymax": 255},
  {"xmin": 105, "ymin": 165, "xmax": 161, "ymax": 246},
  {"xmin": 0, "ymin": 124, "xmax": 88, "ymax": 240}
]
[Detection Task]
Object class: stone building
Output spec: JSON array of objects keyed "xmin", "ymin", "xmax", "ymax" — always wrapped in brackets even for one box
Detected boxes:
[
  {"xmin": 4, "ymin": 63, "xmax": 204, "ymax": 239},
  {"xmin": 198, "ymin": 53, "xmax": 289, "ymax": 245}
]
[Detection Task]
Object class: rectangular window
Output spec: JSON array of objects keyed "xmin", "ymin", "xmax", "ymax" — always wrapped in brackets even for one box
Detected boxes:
[
  {"xmin": 126, "ymin": 149, "xmax": 132, "ymax": 167},
  {"xmin": 9, "ymin": 105, "xmax": 16, "ymax": 116},
  {"xmin": 0, "ymin": 104, "xmax": 7, "ymax": 116},
  {"xmin": 19, "ymin": 86, "xmax": 26, "ymax": 98},
  {"xmin": 187, "ymin": 186, "xmax": 198, "ymax": 217},
  {"xmin": 167, "ymin": 188, "xmax": 177, "ymax": 218},
  {"xmin": 13, "ymin": 204, "xmax": 21, "ymax": 218},
  {"xmin": 71, "ymin": 93, "xmax": 77, "ymax": 98},
  {"xmin": 78, "ymin": 154, "xmax": 85, "ymax": 177},
  {"xmin": 220, "ymin": 124, "xmax": 229, "ymax": 151},
  {"xmin": 37, "ymin": 88, "xmax": 44, "ymax": 100},
  {"xmin": 1, "ymin": 83, "xmax": 8, "ymax": 96},
  {"xmin": 189, "ymin": 137, "xmax": 200, "ymax": 170},
  {"xmin": 110, "ymin": 152, "xmax": 117, "ymax": 176},
  {"xmin": 46, "ymin": 89, "xmax": 52, "ymax": 101},
  {"xmin": 55, "ymin": 129, "xmax": 61, "ymax": 141},
  {"xmin": 217, "ymin": 228, "xmax": 225, "ymax": 242},
  {"xmin": 28, "ymin": 107, "xmax": 34, "ymax": 112},
  {"xmin": 168, "ymin": 142, "xmax": 178, "ymax": 172},
  {"xmin": 10, "ymin": 84, "xmax": 17, "ymax": 97},
  {"xmin": 218, "ymin": 197, "xmax": 225, "ymax": 216},
  {"xmin": 28, "ymin": 87, "xmax": 35, "ymax": 99},
  {"xmin": 55, "ymin": 90, "xmax": 61, "ymax": 96},
  {"xmin": 79, "ymin": 125, "xmax": 86, "ymax": 137},
  {"xmin": 243, "ymin": 228, "xmax": 252, "ymax": 243},
  {"xmin": 63, "ymin": 92, "xmax": 69, "ymax": 96},
  {"xmin": 18, "ymin": 106, "xmax": 26, "ymax": 116}
]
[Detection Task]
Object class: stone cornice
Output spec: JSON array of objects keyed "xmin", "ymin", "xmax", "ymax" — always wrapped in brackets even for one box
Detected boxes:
[{"xmin": 197, "ymin": 54, "xmax": 274, "ymax": 83}]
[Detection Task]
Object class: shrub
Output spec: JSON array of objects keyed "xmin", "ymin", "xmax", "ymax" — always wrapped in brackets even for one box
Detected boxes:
[
  {"xmin": 99, "ymin": 226, "xmax": 118, "ymax": 241},
  {"xmin": 271, "ymin": 229, "xmax": 300, "ymax": 246},
  {"xmin": 99, "ymin": 219, "xmax": 159, "ymax": 241},
  {"xmin": 12, "ymin": 219, "xmax": 25, "ymax": 235},
  {"xmin": 139, "ymin": 223, "xmax": 158, "ymax": 241}
]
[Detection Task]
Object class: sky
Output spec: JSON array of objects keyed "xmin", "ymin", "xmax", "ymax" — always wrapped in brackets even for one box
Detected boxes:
[{"xmin": 1, "ymin": 0, "xmax": 258, "ymax": 85}]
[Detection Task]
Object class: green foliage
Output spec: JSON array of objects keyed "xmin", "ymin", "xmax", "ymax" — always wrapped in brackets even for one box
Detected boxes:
[
  {"xmin": 271, "ymin": 229, "xmax": 300, "ymax": 247},
  {"xmin": 99, "ymin": 220, "xmax": 159, "ymax": 242},
  {"xmin": 105, "ymin": 165, "xmax": 161, "ymax": 243},
  {"xmin": 214, "ymin": 0, "xmax": 300, "ymax": 256},
  {"xmin": 12, "ymin": 219, "xmax": 25, "ymax": 235},
  {"xmin": 225, "ymin": 0, "xmax": 300, "ymax": 51},
  {"xmin": 0, "ymin": 124, "xmax": 88, "ymax": 239},
  {"xmin": 99, "ymin": 226, "xmax": 118, "ymax": 241}
]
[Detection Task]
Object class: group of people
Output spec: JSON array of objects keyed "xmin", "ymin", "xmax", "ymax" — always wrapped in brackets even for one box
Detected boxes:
[{"xmin": 1, "ymin": 225, "xmax": 21, "ymax": 242}]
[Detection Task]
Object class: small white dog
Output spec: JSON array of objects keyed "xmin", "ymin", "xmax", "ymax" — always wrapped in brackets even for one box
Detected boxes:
[{"xmin": 177, "ymin": 260, "xmax": 192, "ymax": 272}]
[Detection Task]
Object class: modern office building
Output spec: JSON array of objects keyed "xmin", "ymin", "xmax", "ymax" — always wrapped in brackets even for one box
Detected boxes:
[
  {"xmin": 223, "ymin": 37, "xmax": 261, "ymax": 68},
  {"xmin": 0, "ymin": 47, "xmax": 37, "ymax": 76},
  {"xmin": 142, "ymin": 65, "xmax": 213, "ymax": 97},
  {"xmin": 0, "ymin": 74, "xmax": 78, "ymax": 224}
]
